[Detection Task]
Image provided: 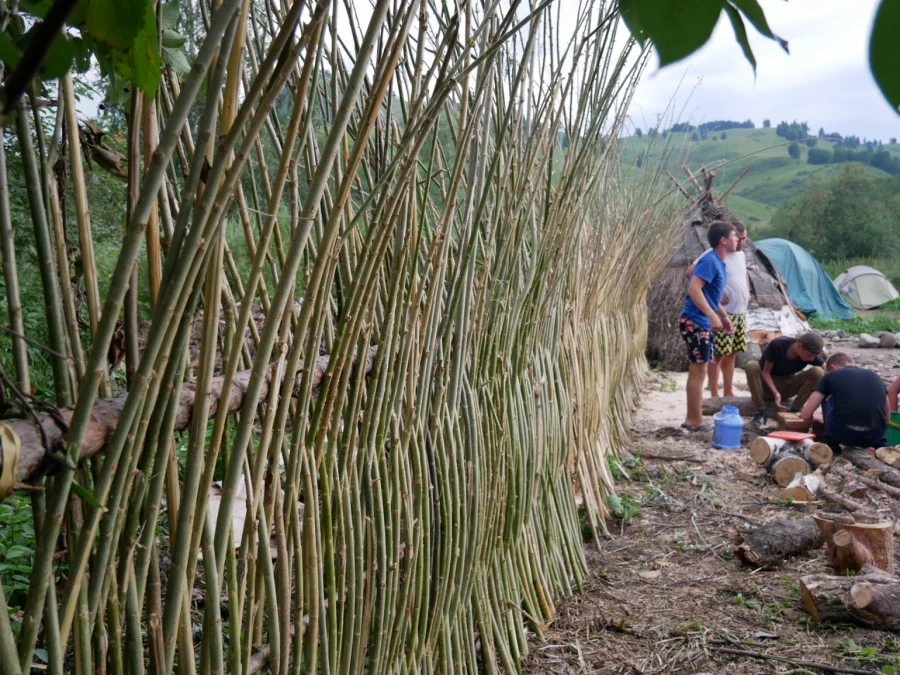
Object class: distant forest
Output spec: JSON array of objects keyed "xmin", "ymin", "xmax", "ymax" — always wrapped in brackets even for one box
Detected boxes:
[{"xmin": 637, "ymin": 118, "xmax": 900, "ymax": 175}]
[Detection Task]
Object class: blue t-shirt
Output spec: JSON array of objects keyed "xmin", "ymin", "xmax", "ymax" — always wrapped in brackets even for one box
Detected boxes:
[{"xmin": 680, "ymin": 250, "xmax": 726, "ymax": 330}]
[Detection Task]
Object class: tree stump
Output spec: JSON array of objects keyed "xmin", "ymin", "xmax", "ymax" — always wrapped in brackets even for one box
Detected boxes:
[
  {"xmin": 735, "ymin": 516, "xmax": 823, "ymax": 568},
  {"xmin": 875, "ymin": 447, "xmax": 900, "ymax": 470},
  {"xmin": 801, "ymin": 563, "xmax": 900, "ymax": 630},
  {"xmin": 813, "ymin": 511, "xmax": 894, "ymax": 575},
  {"xmin": 782, "ymin": 470, "xmax": 822, "ymax": 502}
]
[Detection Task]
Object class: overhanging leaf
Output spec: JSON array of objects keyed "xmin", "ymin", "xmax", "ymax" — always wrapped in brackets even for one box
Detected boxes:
[
  {"xmin": 162, "ymin": 45, "xmax": 190, "ymax": 74},
  {"xmin": 160, "ymin": 1, "xmax": 181, "ymax": 31},
  {"xmin": 724, "ymin": 4, "xmax": 756, "ymax": 73},
  {"xmin": 40, "ymin": 33, "xmax": 75, "ymax": 80},
  {"xmin": 20, "ymin": 0, "xmax": 53, "ymax": 19},
  {"xmin": 0, "ymin": 33, "xmax": 21, "ymax": 69},
  {"xmin": 619, "ymin": 0, "xmax": 723, "ymax": 67},
  {"xmin": 86, "ymin": 0, "xmax": 150, "ymax": 52},
  {"xmin": 162, "ymin": 29, "xmax": 186, "ymax": 49},
  {"xmin": 729, "ymin": 0, "xmax": 788, "ymax": 53},
  {"xmin": 870, "ymin": 0, "xmax": 900, "ymax": 112},
  {"xmin": 130, "ymin": 0, "xmax": 162, "ymax": 94}
]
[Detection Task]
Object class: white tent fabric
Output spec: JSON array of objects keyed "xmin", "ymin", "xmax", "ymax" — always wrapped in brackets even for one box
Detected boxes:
[{"xmin": 833, "ymin": 265, "xmax": 899, "ymax": 310}]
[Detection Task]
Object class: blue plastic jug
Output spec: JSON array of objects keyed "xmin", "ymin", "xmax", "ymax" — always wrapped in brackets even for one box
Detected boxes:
[{"xmin": 712, "ymin": 405, "xmax": 744, "ymax": 450}]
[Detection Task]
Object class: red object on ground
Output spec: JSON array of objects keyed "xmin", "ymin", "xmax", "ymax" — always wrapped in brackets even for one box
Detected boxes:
[{"xmin": 768, "ymin": 430, "xmax": 815, "ymax": 442}]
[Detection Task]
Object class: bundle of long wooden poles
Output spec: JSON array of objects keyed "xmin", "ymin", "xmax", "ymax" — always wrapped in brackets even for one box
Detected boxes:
[{"xmin": 0, "ymin": 0, "xmax": 678, "ymax": 673}]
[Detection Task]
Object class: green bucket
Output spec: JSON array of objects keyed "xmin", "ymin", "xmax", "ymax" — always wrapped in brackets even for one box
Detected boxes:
[{"xmin": 888, "ymin": 412, "xmax": 900, "ymax": 447}]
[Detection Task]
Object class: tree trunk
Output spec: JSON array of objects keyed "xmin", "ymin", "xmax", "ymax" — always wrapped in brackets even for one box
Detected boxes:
[
  {"xmin": 801, "ymin": 563, "xmax": 900, "ymax": 630},
  {"xmin": 735, "ymin": 516, "xmax": 823, "ymax": 568},
  {"xmin": 813, "ymin": 512, "xmax": 894, "ymax": 575},
  {"xmin": 7, "ymin": 346, "xmax": 377, "ymax": 483}
]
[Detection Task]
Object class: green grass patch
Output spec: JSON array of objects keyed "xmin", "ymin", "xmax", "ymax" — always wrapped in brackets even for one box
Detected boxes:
[{"xmin": 809, "ymin": 314, "xmax": 900, "ymax": 334}]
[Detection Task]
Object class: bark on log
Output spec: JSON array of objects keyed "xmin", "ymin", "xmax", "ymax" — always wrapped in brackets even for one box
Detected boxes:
[
  {"xmin": 813, "ymin": 512, "xmax": 894, "ymax": 575},
  {"xmin": 875, "ymin": 447, "xmax": 900, "ymax": 470},
  {"xmin": 749, "ymin": 436, "xmax": 832, "ymax": 467},
  {"xmin": 843, "ymin": 447, "xmax": 900, "ymax": 489},
  {"xmin": 782, "ymin": 470, "xmax": 821, "ymax": 502},
  {"xmin": 735, "ymin": 516, "xmax": 823, "ymax": 568},
  {"xmin": 801, "ymin": 563, "xmax": 900, "ymax": 630},
  {"xmin": 6, "ymin": 346, "xmax": 377, "ymax": 483}
]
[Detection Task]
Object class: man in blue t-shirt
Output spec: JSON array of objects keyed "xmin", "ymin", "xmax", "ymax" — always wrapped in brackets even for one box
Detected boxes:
[{"xmin": 679, "ymin": 221, "xmax": 740, "ymax": 431}]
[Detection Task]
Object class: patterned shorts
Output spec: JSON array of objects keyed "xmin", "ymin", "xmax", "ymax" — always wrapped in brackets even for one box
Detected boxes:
[
  {"xmin": 679, "ymin": 316, "xmax": 714, "ymax": 363},
  {"xmin": 713, "ymin": 312, "xmax": 748, "ymax": 355}
]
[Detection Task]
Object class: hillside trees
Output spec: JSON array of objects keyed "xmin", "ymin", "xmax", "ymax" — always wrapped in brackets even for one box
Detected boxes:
[
  {"xmin": 776, "ymin": 120, "xmax": 810, "ymax": 141},
  {"xmin": 768, "ymin": 166, "xmax": 900, "ymax": 261},
  {"xmin": 788, "ymin": 142, "xmax": 800, "ymax": 159}
]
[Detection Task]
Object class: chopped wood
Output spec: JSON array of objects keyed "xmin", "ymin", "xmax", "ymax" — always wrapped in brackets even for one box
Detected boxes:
[
  {"xmin": 801, "ymin": 563, "xmax": 900, "ymax": 630},
  {"xmin": 782, "ymin": 470, "xmax": 821, "ymax": 502},
  {"xmin": 683, "ymin": 164, "xmax": 703, "ymax": 192},
  {"xmin": 774, "ymin": 412, "xmax": 811, "ymax": 432},
  {"xmin": 750, "ymin": 436, "xmax": 832, "ymax": 467},
  {"xmin": 813, "ymin": 513, "xmax": 894, "ymax": 575},
  {"xmin": 735, "ymin": 516, "xmax": 823, "ymax": 568},
  {"xmin": 875, "ymin": 447, "xmax": 900, "ymax": 469},
  {"xmin": 818, "ymin": 484, "xmax": 868, "ymax": 513},
  {"xmin": 843, "ymin": 447, "xmax": 900, "ymax": 489}
]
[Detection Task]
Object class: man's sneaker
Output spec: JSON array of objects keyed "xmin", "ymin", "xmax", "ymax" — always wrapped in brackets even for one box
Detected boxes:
[{"xmin": 751, "ymin": 410, "xmax": 767, "ymax": 428}]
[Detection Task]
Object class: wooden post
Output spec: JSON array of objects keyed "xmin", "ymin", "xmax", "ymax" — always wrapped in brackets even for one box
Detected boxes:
[
  {"xmin": 801, "ymin": 563, "xmax": 900, "ymax": 630},
  {"xmin": 813, "ymin": 511, "xmax": 894, "ymax": 575}
]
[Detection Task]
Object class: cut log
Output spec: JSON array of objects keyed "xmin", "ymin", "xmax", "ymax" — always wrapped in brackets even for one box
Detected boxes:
[
  {"xmin": 749, "ymin": 436, "xmax": 832, "ymax": 467},
  {"xmin": 801, "ymin": 563, "xmax": 900, "ymax": 630},
  {"xmin": 702, "ymin": 397, "xmax": 777, "ymax": 417},
  {"xmin": 735, "ymin": 516, "xmax": 823, "ymax": 568},
  {"xmin": 813, "ymin": 512, "xmax": 894, "ymax": 575},
  {"xmin": 782, "ymin": 470, "xmax": 821, "ymax": 502},
  {"xmin": 843, "ymin": 447, "xmax": 900, "ymax": 489},
  {"xmin": 876, "ymin": 447, "xmax": 900, "ymax": 469}
]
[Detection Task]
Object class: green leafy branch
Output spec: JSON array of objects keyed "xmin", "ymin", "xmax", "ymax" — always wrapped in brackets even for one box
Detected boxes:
[{"xmin": 620, "ymin": 0, "xmax": 900, "ymax": 114}]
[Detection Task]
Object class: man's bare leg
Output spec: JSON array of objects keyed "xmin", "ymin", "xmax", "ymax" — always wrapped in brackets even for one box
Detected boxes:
[
  {"xmin": 719, "ymin": 351, "xmax": 738, "ymax": 397},
  {"xmin": 685, "ymin": 361, "xmax": 708, "ymax": 427},
  {"xmin": 707, "ymin": 359, "xmax": 720, "ymax": 398}
]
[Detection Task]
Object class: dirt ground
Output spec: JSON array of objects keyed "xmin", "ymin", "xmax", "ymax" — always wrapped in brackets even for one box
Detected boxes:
[{"xmin": 523, "ymin": 353, "xmax": 900, "ymax": 675}]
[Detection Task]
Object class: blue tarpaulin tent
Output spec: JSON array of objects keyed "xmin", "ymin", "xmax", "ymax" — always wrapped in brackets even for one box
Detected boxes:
[{"xmin": 755, "ymin": 238, "xmax": 856, "ymax": 320}]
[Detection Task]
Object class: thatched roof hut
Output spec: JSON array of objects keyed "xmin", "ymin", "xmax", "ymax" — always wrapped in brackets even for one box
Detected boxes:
[{"xmin": 646, "ymin": 168, "xmax": 807, "ymax": 371}]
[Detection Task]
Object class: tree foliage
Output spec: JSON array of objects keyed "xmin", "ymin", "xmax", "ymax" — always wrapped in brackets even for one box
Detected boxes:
[{"xmin": 767, "ymin": 165, "xmax": 900, "ymax": 261}]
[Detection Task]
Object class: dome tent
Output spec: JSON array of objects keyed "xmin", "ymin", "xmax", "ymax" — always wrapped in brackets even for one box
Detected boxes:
[
  {"xmin": 754, "ymin": 239, "xmax": 856, "ymax": 320},
  {"xmin": 834, "ymin": 266, "xmax": 900, "ymax": 310}
]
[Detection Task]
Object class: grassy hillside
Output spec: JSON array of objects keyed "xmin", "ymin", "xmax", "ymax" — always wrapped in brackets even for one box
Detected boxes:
[{"xmin": 620, "ymin": 128, "xmax": 898, "ymax": 232}]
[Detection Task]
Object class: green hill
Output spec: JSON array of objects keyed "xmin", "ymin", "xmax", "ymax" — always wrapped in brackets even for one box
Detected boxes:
[{"xmin": 620, "ymin": 128, "xmax": 898, "ymax": 232}]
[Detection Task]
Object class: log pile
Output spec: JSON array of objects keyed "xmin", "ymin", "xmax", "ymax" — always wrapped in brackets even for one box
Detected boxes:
[
  {"xmin": 801, "ymin": 563, "xmax": 900, "ymax": 630},
  {"xmin": 749, "ymin": 436, "xmax": 832, "ymax": 487}
]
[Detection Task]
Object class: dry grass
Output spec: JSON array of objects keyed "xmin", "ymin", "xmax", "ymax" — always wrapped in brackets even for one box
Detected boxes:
[{"xmin": 524, "ymin": 386, "xmax": 900, "ymax": 675}]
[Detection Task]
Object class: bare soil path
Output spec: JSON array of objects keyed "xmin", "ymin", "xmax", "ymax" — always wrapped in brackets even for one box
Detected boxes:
[{"xmin": 524, "ymin": 364, "xmax": 900, "ymax": 675}]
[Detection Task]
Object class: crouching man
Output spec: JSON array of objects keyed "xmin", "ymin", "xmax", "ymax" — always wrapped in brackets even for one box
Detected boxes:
[
  {"xmin": 745, "ymin": 332, "xmax": 825, "ymax": 427},
  {"xmin": 800, "ymin": 352, "xmax": 887, "ymax": 452}
]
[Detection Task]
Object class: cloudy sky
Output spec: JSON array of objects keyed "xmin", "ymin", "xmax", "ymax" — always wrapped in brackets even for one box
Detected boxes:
[{"xmin": 627, "ymin": 1, "xmax": 899, "ymax": 141}]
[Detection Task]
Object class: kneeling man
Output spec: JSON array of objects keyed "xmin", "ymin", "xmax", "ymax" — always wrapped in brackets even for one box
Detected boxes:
[
  {"xmin": 800, "ymin": 352, "xmax": 887, "ymax": 451},
  {"xmin": 745, "ymin": 332, "xmax": 825, "ymax": 426}
]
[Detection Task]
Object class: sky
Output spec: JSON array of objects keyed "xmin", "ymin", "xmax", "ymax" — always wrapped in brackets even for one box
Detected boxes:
[{"xmin": 626, "ymin": 1, "xmax": 900, "ymax": 141}]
